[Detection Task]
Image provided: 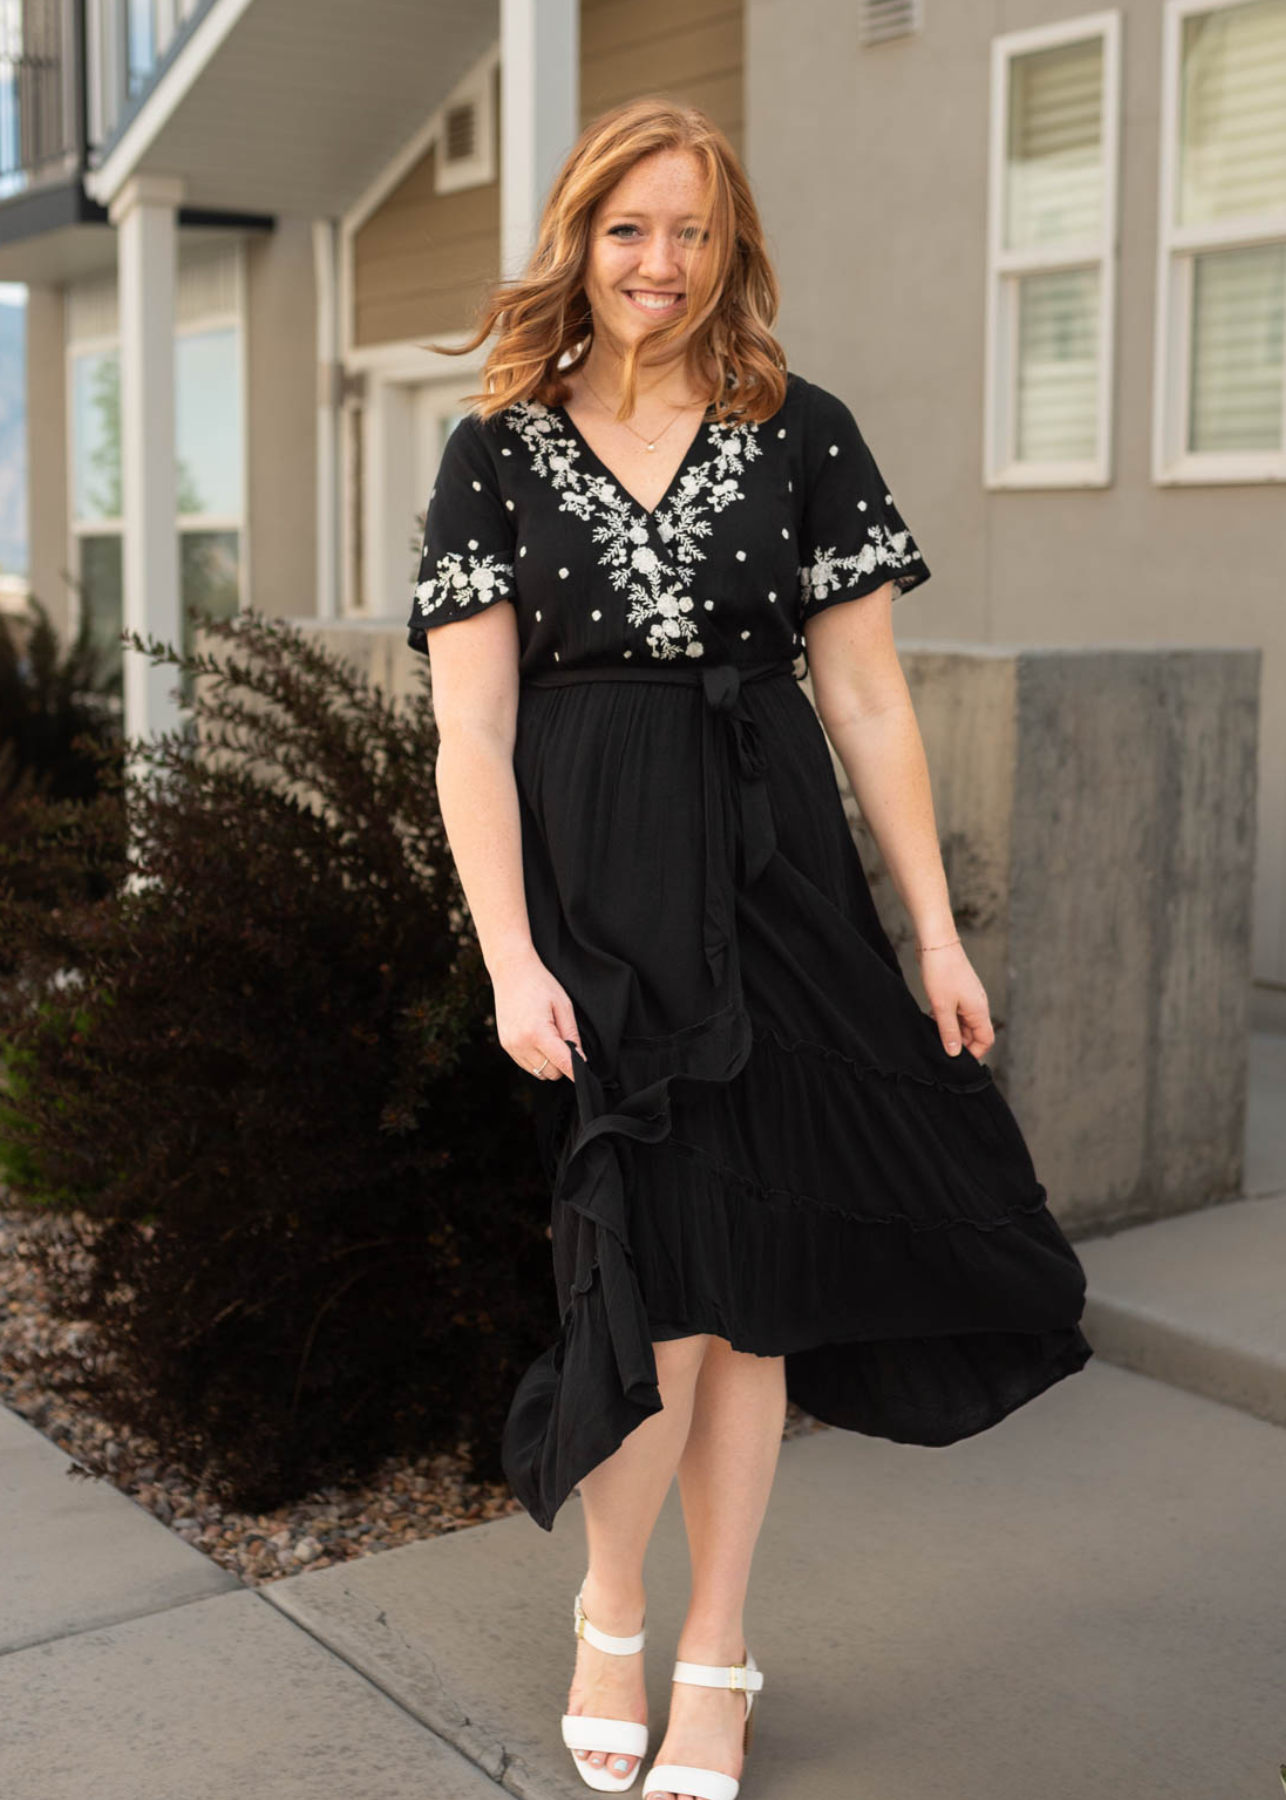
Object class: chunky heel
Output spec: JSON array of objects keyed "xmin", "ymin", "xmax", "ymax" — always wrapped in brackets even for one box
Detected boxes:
[
  {"xmin": 641, "ymin": 1649, "xmax": 763, "ymax": 1800},
  {"xmin": 561, "ymin": 1580, "xmax": 649, "ymax": 1792}
]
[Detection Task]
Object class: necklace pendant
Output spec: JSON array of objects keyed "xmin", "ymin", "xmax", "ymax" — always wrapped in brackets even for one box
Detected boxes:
[{"xmin": 646, "ymin": 442, "xmax": 655, "ymax": 451}]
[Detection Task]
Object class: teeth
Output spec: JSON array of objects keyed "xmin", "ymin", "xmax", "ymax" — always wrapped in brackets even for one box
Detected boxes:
[{"xmin": 628, "ymin": 293, "xmax": 681, "ymax": 309}]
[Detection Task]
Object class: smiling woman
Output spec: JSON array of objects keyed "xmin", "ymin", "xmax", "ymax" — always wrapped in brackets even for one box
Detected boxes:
[{"xmin": 405, "ymin": 94, "xmax": 1092, "ymax": 1800}]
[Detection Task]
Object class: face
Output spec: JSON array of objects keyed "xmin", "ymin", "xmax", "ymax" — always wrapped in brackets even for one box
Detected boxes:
[{"xmin": 584, "ymin": 148, "xmax": 711, "ymax": 360}]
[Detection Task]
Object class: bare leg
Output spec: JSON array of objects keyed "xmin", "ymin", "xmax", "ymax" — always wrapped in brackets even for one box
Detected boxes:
[
  {"xmin": 566, "ymin": 1333, "xmax": 711, "ymax": 1780},
  {"xmin": 647, "ymin": 1336, "xmax": 787, "ymax": 1800}
]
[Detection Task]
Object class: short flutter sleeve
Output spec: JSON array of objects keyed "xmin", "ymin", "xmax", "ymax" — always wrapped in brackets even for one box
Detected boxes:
[
  {"xmin": 406, "ymin": 411, "xmax": 517, "ymax": 655},
  {"xmin": 797, "ymin": 381, "xmax": 931, "ymax": 623}
]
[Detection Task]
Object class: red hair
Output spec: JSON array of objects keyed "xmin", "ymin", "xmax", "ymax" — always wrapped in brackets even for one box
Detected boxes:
[{"xmin": 424, "ymin": 94, "xmax": 789, "ymax": 426}]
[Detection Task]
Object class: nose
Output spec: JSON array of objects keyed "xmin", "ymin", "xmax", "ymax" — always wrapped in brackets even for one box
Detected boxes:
[{"xmin": 632, "ymin": 238, "xmax": 685, "ymax": 285}]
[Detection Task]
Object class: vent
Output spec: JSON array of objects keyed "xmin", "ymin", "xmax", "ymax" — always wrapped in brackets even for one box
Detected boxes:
[
  {"xmin": 444, "ymin": 101, "xmax": 477, "ymax": 165},
  {"xmin": 432, "ymin": 58, "xmax": 497, "ymax": 195},
  {"xmin": 859, "ymin": 0, "xmax": 922, "ymax": 46}
]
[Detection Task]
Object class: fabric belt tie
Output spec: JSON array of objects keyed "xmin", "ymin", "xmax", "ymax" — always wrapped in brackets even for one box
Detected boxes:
[{"xmin": 522, "ymin": 656, "xmax": 795, "ymax": 987}]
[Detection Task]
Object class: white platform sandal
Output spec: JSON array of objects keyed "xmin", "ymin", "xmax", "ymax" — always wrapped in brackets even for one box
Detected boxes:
[
  {"xmin": 561, "ymin": 1579, "xmax": 650, "ymax": 1792},
  {"xmin": 641, "ymin": 1649, "xmax": 763, "ymax": 1800}
]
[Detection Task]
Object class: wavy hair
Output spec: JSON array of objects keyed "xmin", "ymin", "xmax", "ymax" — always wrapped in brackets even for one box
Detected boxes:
[{"xmin": 424, "ymin": 95, "xmax": 789, "ymax": 426}]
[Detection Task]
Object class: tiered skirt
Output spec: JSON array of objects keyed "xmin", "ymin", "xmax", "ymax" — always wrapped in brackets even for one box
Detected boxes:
[{"xmin": 499, "ymin": 658, "xmax": 1092, "ymax": 1532}]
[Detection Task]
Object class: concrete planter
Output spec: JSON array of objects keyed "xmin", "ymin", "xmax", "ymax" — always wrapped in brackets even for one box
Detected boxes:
[{"xmin": 839, "ymin": 644, "xmax": 1261, "ymax": 1236}]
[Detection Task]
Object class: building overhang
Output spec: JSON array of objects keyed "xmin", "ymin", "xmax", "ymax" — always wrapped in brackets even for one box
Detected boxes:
[
  {"xmin": 0, "ymin": 175, "xmax": 273, "ymax": 283},
  {"xmin": 84, "ymin": 0, "xmax": 497, "ymax": 220}
]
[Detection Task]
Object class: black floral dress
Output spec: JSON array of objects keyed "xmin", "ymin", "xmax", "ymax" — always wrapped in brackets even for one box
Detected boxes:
[{"xmin": 407, "ymin": 370, "xmax": 1093, "ymax": 1534}]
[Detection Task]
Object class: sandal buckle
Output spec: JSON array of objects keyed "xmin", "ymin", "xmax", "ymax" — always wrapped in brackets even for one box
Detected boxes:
[{"xmin": 728, "ymin": 1663, "xmax": 747, "ymax": 1690}]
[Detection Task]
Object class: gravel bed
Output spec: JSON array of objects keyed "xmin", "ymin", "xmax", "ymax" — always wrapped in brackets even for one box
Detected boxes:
[{"xmin": 1, "ymin": 1201, "xmax": 825, "ymax": 1589}]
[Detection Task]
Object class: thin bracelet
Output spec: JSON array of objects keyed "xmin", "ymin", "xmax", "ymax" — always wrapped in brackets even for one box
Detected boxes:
[{"xmin": 915, "ymin": 937, "xmax": 961, "ymax": 953}]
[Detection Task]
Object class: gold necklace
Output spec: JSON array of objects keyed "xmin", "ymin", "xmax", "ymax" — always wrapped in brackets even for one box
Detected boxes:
[{"xmin": 580, "ymin": 371, "xmax": 708, "ymax": 452}]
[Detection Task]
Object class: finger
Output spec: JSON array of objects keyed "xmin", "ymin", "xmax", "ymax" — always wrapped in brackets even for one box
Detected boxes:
[
  {"xmin": 532, "ymin": 1031, "xmax": 574, "ymax": 1080},
  {"xmin": 550, "ymin": 994, "xmax": 588, "ymax": 1068},
  {"xmin": 933, "ymin": 1005, "xmax": 962, "ymax": 1056}
]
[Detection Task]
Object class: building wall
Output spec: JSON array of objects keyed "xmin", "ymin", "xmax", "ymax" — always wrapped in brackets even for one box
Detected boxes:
[
  {"xmin": 25, "ymin": 285, "xmax": 68, "ymax": 638},
  {"xmin": 244, "ymin": 218, "xmax": 318, "ymax": 618},
  {"xmin": 746, "ymin": 0, "xmax": 1286, "ymax": 1014},
  {"xmin": 350, "ymin": 0, "xmax": 745, "ymax": 354},
  {"xmin": 580, "ymin": 0, "xmax": 743, "ymax": 150},
  {"xmin": 351, "ymin": 65, "xmax": 501, "ymax": 351}
]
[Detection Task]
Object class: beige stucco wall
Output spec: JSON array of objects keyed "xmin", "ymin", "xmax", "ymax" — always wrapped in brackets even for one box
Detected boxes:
[
  {"xmin": 745, "ymin": 0, "xmax": 1286, "ymax": 1013},
  {"xmin": 244, "ymin": 218, "xmax": 318, "ymax": 619},
  {"xmin": 24, "ymin": 284, "xmax": 68, "ymax": 639}
]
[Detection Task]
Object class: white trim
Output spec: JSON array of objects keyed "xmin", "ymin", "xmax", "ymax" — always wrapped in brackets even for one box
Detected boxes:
[
  {"xmin": 343, "ymin": 331, "xmax": 479, "ymax": 379},
  {"xmin": 343, "ymin": 351, "xmax": 488, "ymax": 623},
  {"xmin": 339, "ymin": 382, "xmax": 362, "ymax": 615},
  {"xmin": 1152, "ymin": 0, "xmax": 1286, "ymax": 485},
  {"xmin": 233, "ymin": 233, "xmax": 250, "ymax": 611},
  {"xmin": 500, "ymin": 0, "xmax": 578, "ymax": 278},
  {"xmin": 84, "ymin": 0, "xmax": 258, "ymax": 207},
  {"xmin": 984, "ymin": 10, "xmax": 1120, "ymax": 489}
]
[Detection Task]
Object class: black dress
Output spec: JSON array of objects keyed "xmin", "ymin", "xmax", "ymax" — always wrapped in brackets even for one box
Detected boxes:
[{"xmin": 406, "ymin": 369, "xmax": 1093, "ymax": 1534}]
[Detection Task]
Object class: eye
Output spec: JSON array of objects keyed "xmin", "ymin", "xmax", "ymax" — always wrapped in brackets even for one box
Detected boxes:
[{"xmin": 606, "ymin": 224, "xmax": 709, "ymax": 243}]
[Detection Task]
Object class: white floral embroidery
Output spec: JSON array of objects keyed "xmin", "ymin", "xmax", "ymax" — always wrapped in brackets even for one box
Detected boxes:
[
  {"xmin": 800, "ymin": 521, "xmax": 922, "ymax": 607},
  {"xmin": 503, "ymin": 398, "xmax": 762, "ymax": 661},
  {"xmin": 413, "ymin": 549, "xmax": 513, "ymax": 621}
]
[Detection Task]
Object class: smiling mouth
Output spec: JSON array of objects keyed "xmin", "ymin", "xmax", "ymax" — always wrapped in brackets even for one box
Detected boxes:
[{"xmin": 624, "ymin": 291, "xmax": 685, "ymax": 310}]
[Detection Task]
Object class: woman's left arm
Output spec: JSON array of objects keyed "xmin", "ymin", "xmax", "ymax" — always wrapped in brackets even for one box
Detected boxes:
[{"xmin": 804, "ymin": 581, "xmax": 995, "ymax": 1062}]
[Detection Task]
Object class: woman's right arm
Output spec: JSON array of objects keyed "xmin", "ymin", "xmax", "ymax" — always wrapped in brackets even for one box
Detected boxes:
[{"xmin": 428, "ymin": 602, "xmax": 586, "ymax": 1082}]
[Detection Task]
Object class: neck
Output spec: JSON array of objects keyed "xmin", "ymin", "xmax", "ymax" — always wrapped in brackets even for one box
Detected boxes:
[{"xmin": 579, "ymin": 343, "xmax": 712, "ymax": 413}]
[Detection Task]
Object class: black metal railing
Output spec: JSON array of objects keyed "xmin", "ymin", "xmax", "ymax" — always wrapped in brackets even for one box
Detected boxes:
[{"xmin": 0, "ymin": 0, "xmax": 85, "ymax": 193}]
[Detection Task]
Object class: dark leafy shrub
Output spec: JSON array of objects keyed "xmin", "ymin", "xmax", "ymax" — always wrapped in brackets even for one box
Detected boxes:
[
  {"xmin": 0, "ymin": 595, "xmax": 126, "ymax": 958},
  {"xmin": 0, "ymin": 607, "xmax": 555, "ymax": 1511}
]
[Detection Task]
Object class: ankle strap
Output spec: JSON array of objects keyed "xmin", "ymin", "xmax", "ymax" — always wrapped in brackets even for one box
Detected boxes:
[
  {"xmin": 574, "ymin": 1584, "xmax": 646, "ymax": 1655},
  {"xmin": 672, "ymin": 1655, "xmax": 763, "ymax": 1693}
]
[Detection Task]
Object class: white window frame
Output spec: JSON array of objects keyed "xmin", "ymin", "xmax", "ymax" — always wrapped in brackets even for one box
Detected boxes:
[
  {"xmin": 334, "ymin": 343, "xmax": 488, "ymax": 621},
  {"xmin": 984, "ymin": 11, "xmax": 1122, "ymax": 489},
  {"xmin": 64, "ymin": 240, "xmax": 251, "ymax": 646},
  {"xmin": 1153, "ymin": 0, "xmax": 1286, "ymax": 484}
]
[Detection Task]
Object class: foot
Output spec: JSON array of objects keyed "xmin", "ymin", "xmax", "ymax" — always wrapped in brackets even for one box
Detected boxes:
[
  {"xmin": 646, "ymin": 1634, "xmax": 750, "ymax": 1800},
  {"xmin": 565, "ymin": 1569, "xmax": 649, "ymax": 1783}
]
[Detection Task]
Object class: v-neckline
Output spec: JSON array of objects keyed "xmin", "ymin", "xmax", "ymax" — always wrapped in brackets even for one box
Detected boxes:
[{"xmin": 554, "ymin": 401, "xmax": 714, "ymax": 521}]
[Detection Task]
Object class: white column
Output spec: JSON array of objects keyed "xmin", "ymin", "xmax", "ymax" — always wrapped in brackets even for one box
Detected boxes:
[
  {"xmin": 107, "ymin": 173, "xmax": 183, "ymax": 746},
  {"xmin": 500, "ymin": 0, "xmax": 579, "ymax": 279}
]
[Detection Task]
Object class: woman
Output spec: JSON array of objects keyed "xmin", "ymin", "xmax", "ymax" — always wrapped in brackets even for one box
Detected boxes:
[{"xmin": 406, "ymin": 97, "xmax": 1092, "ymax": 1800}]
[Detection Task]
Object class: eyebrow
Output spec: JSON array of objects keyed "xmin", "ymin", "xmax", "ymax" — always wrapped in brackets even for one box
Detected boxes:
[{"xmin": 606, "ymin": 211, "xmax": 703, "ymax": 222}]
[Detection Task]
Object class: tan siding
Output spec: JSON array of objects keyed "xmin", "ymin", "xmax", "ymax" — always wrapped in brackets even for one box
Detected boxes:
[
  {"xmin": 582, "ymin": 2, "xmax": 743, "ymax": 154},
  {"xmin": 352, "ymin": 67, "xmax": 501, "ymax": 349}
]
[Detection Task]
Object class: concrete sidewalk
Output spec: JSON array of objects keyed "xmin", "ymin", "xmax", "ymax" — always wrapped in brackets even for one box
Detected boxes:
[
  {"xmin": 0, "ymin": 1405, "xmax": 506, "ymax": 1799},
  {"xmin": 3, "ymin": 1032, "xmax": 1284, "ymax": 1800}
]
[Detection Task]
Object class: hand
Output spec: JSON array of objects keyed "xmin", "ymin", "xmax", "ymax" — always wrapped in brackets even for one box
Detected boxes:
[
  {"xmin": 489, "ymin": 947, "xmax": 588, "ymax": 1080},
  {"xmin": 914, "ymin": 939, "xmax": 994, "ymax": 1062}
]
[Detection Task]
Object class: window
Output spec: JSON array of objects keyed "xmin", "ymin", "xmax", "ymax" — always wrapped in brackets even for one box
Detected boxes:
[
  {"xmin": 67, "ymin": 301, "xmax": 244, "ymax": 695},
  {"xmin": 1155, "ymin": 0, "xmax": 1286, "ymax": 480},
  {"xmin": 986, "ymin": 13, "xmax": 1121, "ymax": 486}
]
